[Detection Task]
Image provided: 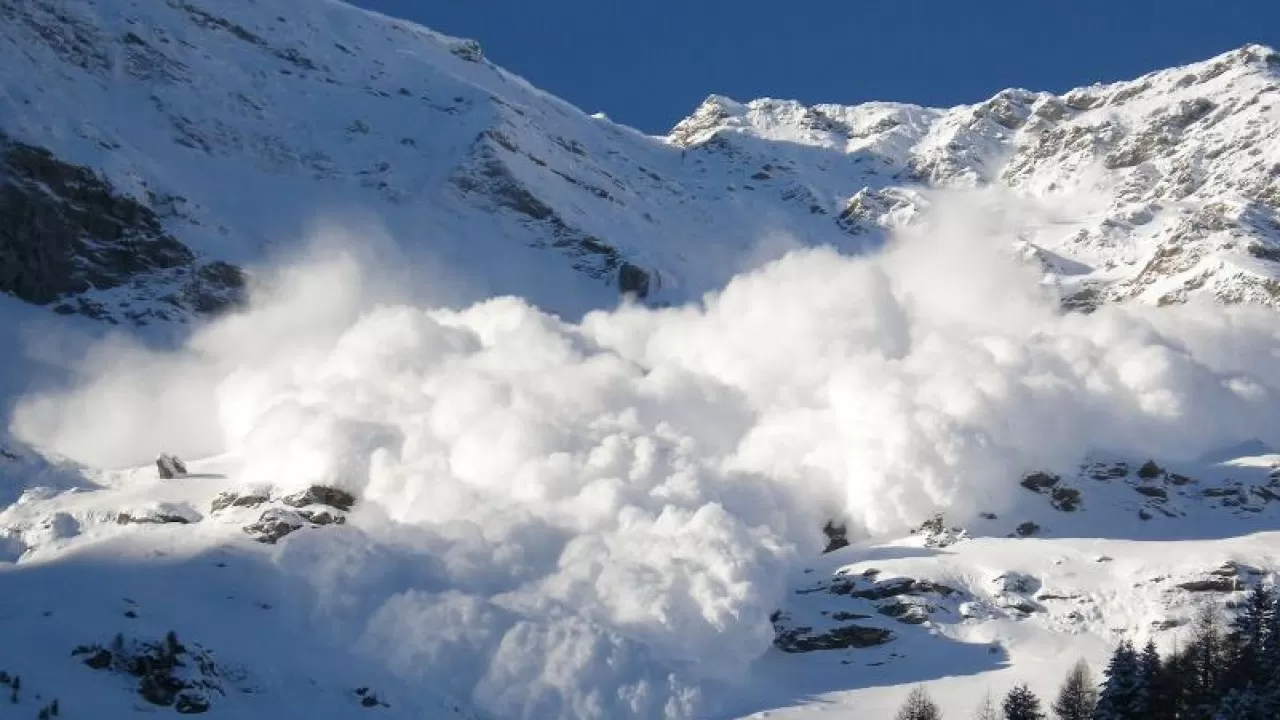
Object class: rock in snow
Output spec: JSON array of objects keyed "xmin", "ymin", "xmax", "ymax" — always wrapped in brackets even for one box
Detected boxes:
[{"xmin": 155, "ymin": 453, "xmax": 188, "ymax": 480}]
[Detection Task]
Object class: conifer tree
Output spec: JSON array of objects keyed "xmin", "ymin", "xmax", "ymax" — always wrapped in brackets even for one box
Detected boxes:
[
  {"xmin": 1093, "ymin": 640, "xmax": 1140, "ymax": 720},
  {"xmin": 1003, "ymin": 683, "xmax": 1045, "ymax": 720},
  {"xmin": 894, "ymin": 686, "xmax": 943, "ymax": 720},
  {"xmin": 1228, "ymin": 583, "xmax": 1272, "ymax": 689},
  {"xmin": 1052, "ymin": 659, "xmax": 1097, "ymax": 720},
  {"xmin": 972, "ymin": 691, "xmax": 999, "ymax": 720},
  {"xmin": 1184, "ymin": 605, "xmax": 1227, "ymax": 717},
  {"xmin": 1136, "ymin": 639, "xmax": 1164, "ymax": 718}
]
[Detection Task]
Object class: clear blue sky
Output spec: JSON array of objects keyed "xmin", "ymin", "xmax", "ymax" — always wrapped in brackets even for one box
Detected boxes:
[{"xmin": 353, "ymin": 0, "xmax": 1276, "ymax": 134}]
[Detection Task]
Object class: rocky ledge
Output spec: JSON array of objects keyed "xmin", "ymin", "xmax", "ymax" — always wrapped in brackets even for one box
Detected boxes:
[{"xmin": 0, "ymin": 134, "xmax": 245, "ymax": 324}]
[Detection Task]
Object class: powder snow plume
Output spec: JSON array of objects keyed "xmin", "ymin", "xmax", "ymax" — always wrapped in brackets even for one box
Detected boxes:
[{"xmin": 11, "ymin": 189, "xmax": 1280, "ymax": 718}]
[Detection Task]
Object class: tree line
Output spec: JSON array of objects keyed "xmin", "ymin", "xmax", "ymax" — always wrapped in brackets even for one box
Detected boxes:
[{"xmin": 893, "ymin": 582, "xmax": 1280, "ymax": 719}]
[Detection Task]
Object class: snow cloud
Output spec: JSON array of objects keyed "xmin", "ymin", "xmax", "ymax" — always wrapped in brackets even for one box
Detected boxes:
[{"xmin": 10, "ymin": 190, "xmax": 1280, "ymax": 717}]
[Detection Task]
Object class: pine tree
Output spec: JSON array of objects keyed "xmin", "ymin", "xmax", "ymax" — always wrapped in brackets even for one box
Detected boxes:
[
  {"xmin": 1094, "ymin": 640, "xmax": 1140, "ymax": 720},
  {"xmin": 1228, "ymin": 583, "xmax": 1272, "ymax": 690},
  {"xmin": 1260, "ymin": 588, "xmax": 1280, "ymax": 718},
  {"xmin": 894, "ymin": 686, "xmax": 943, "ymax": 720},
  {"xmin": 1136, "ymin": 639, "xmax": 1163, "ymax": 718},
  {"xmin": 1142, "ymin": 639, "xmax": 1186, "ymax": 720},
  {"xmin": 1003, "ymin": 683, "xmax": 1045, "ymax": 720},
  {"xmin": 972, "ymin": 691, "xmax": 999, "ymax": 720},
  {"xmin": 1214, "ymin": 687, "xmax": 1261, "ymax": 720},
  {"xmin": 1161, "ymin": 644, "xmax": 1196, "ymax": 720},
  {"xmin": 1185, "ymin": 605, "xmax": 1228, "ymax": 718},
  {"xmin": 1052, "ymin": 659, "xmax": 1097, "ymax": 720}
]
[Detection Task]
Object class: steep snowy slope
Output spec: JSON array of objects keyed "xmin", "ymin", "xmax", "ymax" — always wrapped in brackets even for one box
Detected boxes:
[
  {"xmin": 5, "ymin": 1, "xmax": 1280, "ymax": 719},
  {"xmin": 3, "ymin": 0, "xmax": 1280, "ymax": 326}
]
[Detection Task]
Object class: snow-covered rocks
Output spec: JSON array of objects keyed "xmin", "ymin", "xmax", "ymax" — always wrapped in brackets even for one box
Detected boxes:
[
  {"xmin": 774, "ymin": 565, "xmax": 971, "ymax": 654},
  {"xmin": 279, "ymin": 485, "xmax": 355, "ymax": 512},
  {"xmin": 209, "ymin": 491, "xmax": 268, "ymax": 513},
  {"xmin": 115, "ymin": 502, "xmax": 201, "ymax": 526},
  {"xmin": 770, "ymin": 613, "xmax": 894, "ymax": 653},
  {"xmin": 211, "ymin": 485, "xmax": 354, "ymax": 544},
  {"xmin": 1170, "ymin": 561, "xmax": 1257, "ymax": 594},
  {"xmin": 242, "ymin": 508, "xmax": 309, "ymax": 544},
  {"xmin": 73, "ymin": 631, "xmax": 243, "ymax": 714},
  {"xmin": 991, "ymin": 572, "xmax": 1043, "ymax": 615},
  {"xmin": 242, "ymin": 506, "xmax": 347, "ymax": 545}
]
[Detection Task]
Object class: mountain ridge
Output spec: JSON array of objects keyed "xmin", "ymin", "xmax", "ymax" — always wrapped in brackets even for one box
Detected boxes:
[{"xmin": 2, "ymin": 0, "xmax": 1278, "ymax": 324}]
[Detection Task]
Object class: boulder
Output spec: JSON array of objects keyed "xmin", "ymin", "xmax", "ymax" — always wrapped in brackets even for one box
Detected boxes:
[
  {"xmin": 116, "ymin": 503, "xmax": 201, "ymax": 525},
  {"xmin": 209, "ymin": 491, "xmax": 268, "ymax": 512},
  {"xmin": 156, "ymin": 453, "xmax": 187, "ymax": 479},
  {"xmin": 243, "ymin": 509, "xmax": 308, "ymax": 544},
  {"xmin": 821, "ymin": 520, "xmax": 849, "ymax": 553},
  {"xmin": 1014, "ymin": 521, "xmax": 1041, "ymax": 537},
  {"xmin": 618, "ymin": 262, "xmax": 651, "ymax": 298},
  {"xmin": 1020, "ymin": 472, "xmax": 1060, "ymax": 492},
  {"xmin": 280, "ymin": 485, "xmax": 356, "ymax": 511},
  {"xmin": 1050, "ymin": 486, "xmax": 1082, "ymax": 511},
  {"xmin": 1137, "ymin": 460, "xmax": 1164, "ymax": 479}
]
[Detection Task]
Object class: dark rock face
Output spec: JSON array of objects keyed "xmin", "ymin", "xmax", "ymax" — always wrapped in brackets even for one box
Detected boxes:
[
  {"xmin": 1050, "ymin": 486, "xmax": 1082, "ymax": 511},
  {"xmin": 617, "ymin": 262, "xmax": 651, "ymax": 298},
  {"xmin": 821, "ymin": 520, "xmax": 849, "ymax": 553},
  {"xmin": 1020, "ymin": 472, "xmax": 1061, "ymax": 492},
  {"xmin": 354, "ymin": 687, "xmax": 390, "ymax": 709},
  {"xmin": 1137, "ymin": 460, "xmax": 1164, "ymax": 479},
  {"xmin": 772, "ymin": 619, "xmax": 894, "ymax": 652},
  {"xmin": 1086, "ymin": 462, "xmax": 1130, "ymax": 480},
  {"xmin": 1022, "ymin": 471, "xmax": 1082, "ymax": 511},
  {"xmin": 1015, "ymin": 521, "xmax": 1041, "ymax": 537},
  {"xmin": 73, "ymin": 632, "xmax": 228, "ymax": 713},
  {"xmin": 0, "ymin": 134, "xmax": 245, "ymax": 322},
  {"xmin": 449, "ymin": 133, "xmax": 633, "ymax": 285},
  {"xmin": 1177, "ymin": 577, "xmax": 1240, "ymax": 592},
  {"xmin": 178, "ymin": 261, "xmax": 246, "ymax": 315}
]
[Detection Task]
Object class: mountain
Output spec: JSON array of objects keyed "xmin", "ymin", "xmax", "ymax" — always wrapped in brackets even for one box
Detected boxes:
[
  {"xmin": 5, "ymin": 1, "xmax": 1280, "ymax": 719},
  {"xmin": 3, "ymin": 0, "xmax": 1280, "ymax": 326}
]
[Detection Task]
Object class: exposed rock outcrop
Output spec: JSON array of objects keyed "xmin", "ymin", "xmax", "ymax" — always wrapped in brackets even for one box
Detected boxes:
[{"xmin": 0, "ymin": 135, "xmax": 245, "ymax": 323}]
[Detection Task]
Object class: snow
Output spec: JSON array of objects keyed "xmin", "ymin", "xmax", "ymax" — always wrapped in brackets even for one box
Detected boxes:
[
  {"xmin": 5, "ymin": 186, "xmax": 1280, "ymax": 717},
  {"xmin": 3, "ymin": 0, "xmax": 1280, "ymax": 718}
]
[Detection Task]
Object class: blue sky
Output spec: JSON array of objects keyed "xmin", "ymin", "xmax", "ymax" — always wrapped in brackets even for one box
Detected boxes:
[{"xmin": 354, "ymin": 1, "xmax": 1276, "ymax": 134}]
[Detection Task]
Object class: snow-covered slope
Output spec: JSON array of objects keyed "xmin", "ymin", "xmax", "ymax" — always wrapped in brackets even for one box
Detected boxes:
[
  {"xmin": 3, "ymin": 0, "xmax": 1280, "ymax": 325},
  {"xmin": 5, "ymin": 1, "xmax": 1280, "ymax": 719},
  {"xmin": 668, "ymin": 45, "xmax": 1280, "ymax": 311}
]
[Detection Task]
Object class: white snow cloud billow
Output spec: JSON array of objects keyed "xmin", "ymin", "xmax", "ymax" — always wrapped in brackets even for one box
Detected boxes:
[{"xmin": 10, "ymin": 189, "xmax": 1280, "ymax": 718}]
